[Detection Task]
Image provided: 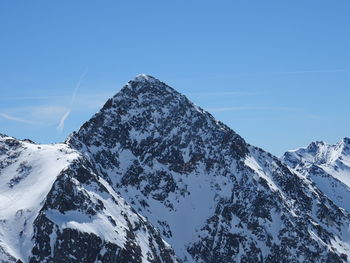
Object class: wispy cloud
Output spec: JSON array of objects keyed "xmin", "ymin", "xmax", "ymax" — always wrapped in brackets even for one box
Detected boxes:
[
  {"xmin": 0, "ymin": 113, "xmax": 34, "ymax": 124},
  {"xmin": 0, "ymin": 105, "xmax": 68, "ymax": 126},
  {"xmin": 0, "ymin": 95, "xmax": 106, "ymax": 128},
  {"xmin": 0, "ymin": 95, "xmax": 68, "ymax": 101},
  {"xmin": 167, "ymin": 68, "xmax": 350, "ymax": 85},
  {"xmin": 57, "ymin": 70, "xmax": 88, "ymax": 132},
  {"xmin": 30, "ymin": 105, "xmax": 68, "ymax": 122},
  {"xmin": 188, "ymin": 91, "xmax": 258, "ymax": 96},
  {"xmin": 276, "ymin": 69, "xmax": 350, "ymax": 75},
  {"xmin": 207, "ymin": 106, "xmax": 304, "ymax": 113}
]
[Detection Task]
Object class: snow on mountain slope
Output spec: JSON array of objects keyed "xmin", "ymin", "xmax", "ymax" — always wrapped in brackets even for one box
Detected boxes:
[
  {"xmin": 1, "ymin": 74, "xmax": 350, "ymax": 262},
  {"xmin": 282, "ymin": 138, "xmax": 350, "ymax": 212},
  {"xmin": 0, "ymin": 134, "xmax": 78, "ymax": 261},
  {"xmin": 0, "ymin": 134, "xmax": 177, "ymax": 263},
  {"xmin": 29, "ymin": 158, "xmax": 177, "ymax": 263},
  {"xmin": 68, "ymin": 74, "xmax": 350, "ymax": 262}
]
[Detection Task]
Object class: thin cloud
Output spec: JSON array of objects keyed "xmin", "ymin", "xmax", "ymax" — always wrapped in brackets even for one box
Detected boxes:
[
  {"xmin": 0, "ymin": 95, "xmax": 68, "ymax": 101},
  {"xmin": 192, "ymin": 68, "xmax": 350, "ymax": 81},
  {"xmin": 30, "ymin": 105, "xmax": 68, "ymax": 122},
  {"xmin": 188, "ymin": 91, "xmax": 258, "ymax": 96},
  {"xmin": 0, "ymin": 95, "xmax": 105, "ymax": 127},
  {"xmin": 57, "ymin": 70, "xmax": 88, "ymax": 132},
  {"xmin": 207, "ymin": 106, "xmax": 304, "ymax": 113},
  {"xmin": 0, "ymin": 113, "xmax": 34, "ymax": 124},
  {"xmin": 0, "ymin": 105, "xmax": 68, "ymax": 126},
  {"xmin": 276, "ymin": 69, "xmax": 350, "ymax": 75}
]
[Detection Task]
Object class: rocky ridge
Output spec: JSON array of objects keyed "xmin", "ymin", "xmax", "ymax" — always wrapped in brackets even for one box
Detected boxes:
[
  {"xmin": 0, "ymin": 75, "xmax": 349, "ymax": 262},
  {"xmin": 67, "ymin": 75, "xmax": 350, "ymax": 262}
]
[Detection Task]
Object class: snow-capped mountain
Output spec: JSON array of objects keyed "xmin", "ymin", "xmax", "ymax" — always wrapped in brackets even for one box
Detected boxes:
[
  {"xmin": 282, "ymin": 138, "xmax": 350, "ymax": 212},
  {"xmin": 67, "ymin": 74, "xmax": 350, "ymax": 262},
  {"xmin": 1, "ymin": 74, "xmax": 350, "ymax": 262},
  {"xmin": 0, "ymin": 134, "xmax": 177, "ymax": 262}
]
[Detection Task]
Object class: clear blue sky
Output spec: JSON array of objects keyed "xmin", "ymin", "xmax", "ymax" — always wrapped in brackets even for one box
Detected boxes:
[{"xmin": 0, "ymin": 1, "xmax": 349, "ymax": 156}]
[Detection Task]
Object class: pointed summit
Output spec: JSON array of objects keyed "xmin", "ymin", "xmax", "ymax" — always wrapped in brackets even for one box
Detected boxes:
[
  {"xmin": 115, "ymin": 74, "xmax": 179, "ymax": 101},
  {"xmin": 66, "ymin": 76, "xmax": 350, "ymax": 262},
  {"xmin": 1, "ymin": 75, "xmax": 348, "ymax": 262},
  {"xmin": 68, "ymin": 75, "xmax": 247, "ymax": 161},
  {"xmin": 133, "ymin": 73, "xmax": 158, "ymax": 83},
  {"xmin": 306, "ymin": 141, "xmax": 326, "ymax": 153}
]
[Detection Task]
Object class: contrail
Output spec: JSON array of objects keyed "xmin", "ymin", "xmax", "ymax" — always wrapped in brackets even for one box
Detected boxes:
[
  {"xmin": 57, "ymin": 111, "xmax": 70, "ymax": 132},
  {"xmin": 0, "ymin": 113, "xmax": 33, "ymax": 124},
  {"xmin": 57, "ymin": 70, "xmax": 88, "ymax": 132}
]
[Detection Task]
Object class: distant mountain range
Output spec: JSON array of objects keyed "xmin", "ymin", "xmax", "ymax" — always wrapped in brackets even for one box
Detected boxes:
[
  {"xmin": 282, "ymin": 138, "xmax": 350, "ymax": 213},
  {"xmin": 0, "ymin": 74, "xmax": 349, "ymax": 262}
]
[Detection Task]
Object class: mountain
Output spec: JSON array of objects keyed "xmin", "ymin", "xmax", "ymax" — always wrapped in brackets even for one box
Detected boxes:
[
  {"xmin": 0, "ymin": 134, "xmax": 177, "ymax": 262},
  {"xmin": 282, "ymin": 138, "xmax": 350, "ymax": 212},
  {"xmin": 1, "ymin": 74, "xmax": 350, "ymax": 262},
  {"xmin": 66, "ymin": 74, "xmax": 350, "ymax": 262}
]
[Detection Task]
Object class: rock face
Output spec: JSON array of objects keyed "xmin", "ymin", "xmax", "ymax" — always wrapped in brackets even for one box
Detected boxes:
[
  {"xmin": 282, "ymin": 138, "xmax": 350, "ymax": 212},
  {"xmin": 1, "ymin": 74, "xmax": 350, "ymax": 262},
  {"xmin": 66, "ymin": 75, "xmax": 350, "ymax": 262}
]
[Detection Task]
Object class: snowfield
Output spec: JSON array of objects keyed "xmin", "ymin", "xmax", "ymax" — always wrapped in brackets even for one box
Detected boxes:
[{"xmin": 0, "ymin": 136, "xmax": 79, "ymax": 261}]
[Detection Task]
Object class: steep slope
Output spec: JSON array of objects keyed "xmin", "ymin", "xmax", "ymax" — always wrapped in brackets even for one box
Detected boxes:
[
  {"xmin": 282, "ymin": 138, "xmax": 350, "ymax": 212},
  {"xmin": 68, "ymin": 74, "xmax": 350, "ymax": 262},
  {"xmin": 0, "ymin": 134, "xmax": 177, "ymax": 263},
  {"xmin": 0, "ymin": 134, "xmax": 78, "ymax": 262}
]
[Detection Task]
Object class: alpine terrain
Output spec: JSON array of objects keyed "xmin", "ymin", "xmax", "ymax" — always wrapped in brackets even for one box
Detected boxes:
[
  {"xmin": 282, "ymin": 138, "xmax": 350, "ymax": 213},
  {"xmin": 0, "ymin": 74, "xmax": 350, "ymax": 262}
]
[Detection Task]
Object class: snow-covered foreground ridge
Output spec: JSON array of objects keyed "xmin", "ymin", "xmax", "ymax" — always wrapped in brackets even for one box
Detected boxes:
[
  {"xmin": 0, "ymin": 134, "xmax": 176, "ymax": 262},
  {"xmin": 0, "ymin": 135, "xmax": 78, "ymax": 261},
  {"xmin": 1, "ymin": 74, "xmax": 350, "ymax": 262}
]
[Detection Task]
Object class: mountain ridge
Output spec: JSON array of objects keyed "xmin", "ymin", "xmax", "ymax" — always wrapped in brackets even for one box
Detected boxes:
[
  {"xmin": 282, "ymin": 137, "xmax": 350, "ymax": 213},
  {"xmin": 0, "ymin": 75, "xmax": 349, "ymax": 262},
  {"xmin": 0, "ymin": 133, "xmax": 177, "ymax": 263},
  {"xmin": 68, "ymin": 75, "xmax": 350, "ymax": 262}
]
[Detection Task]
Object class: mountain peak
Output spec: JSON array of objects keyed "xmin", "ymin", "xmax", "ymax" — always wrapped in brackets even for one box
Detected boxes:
[
  {"xmin": 109, "ymin": 74, "xmax": 179, "ymax": 102},
  {"xmin": 306, "ymin": 140, "xmax": 326, "ymax": 153},
  {"xmin": 66, "ymin": 76, "xmax": 350, "ymax": 262},
  {"xmin": 70, "ymin": 74, "xmax": 247, "ymax": 159},
  {"xmin": 282, "ymin": 137, "xmax": 350, "ymax": 169},
  {"xmin": 2, "ymin": 75, "xmax": 350, "ymax": 262},
  {"xmin": 133, "ymin": 73, "xmax": 158, "ymax": 83},
  {"xmin": 126, "ymin": 74, "xmax": 168, "ymax": 91}
]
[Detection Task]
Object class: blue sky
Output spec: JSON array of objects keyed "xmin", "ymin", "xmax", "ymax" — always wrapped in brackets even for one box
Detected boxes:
[{"xmin": 0, "ymin": 1, "xmax": 349, "ymax": 156}]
